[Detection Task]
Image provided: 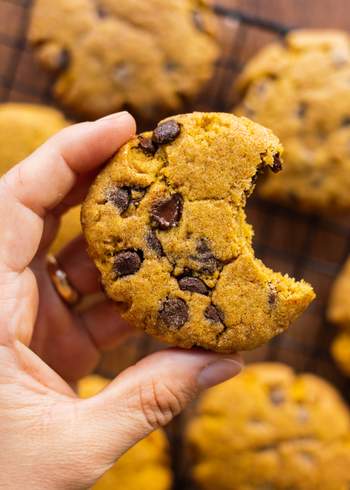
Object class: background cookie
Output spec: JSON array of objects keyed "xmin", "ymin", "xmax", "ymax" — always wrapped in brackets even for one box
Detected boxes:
[
  {"xmin": 79, "ymin": 376, "xmax": 172, "ymax": 490},
  {"xmin": 328, "ymin": 257, "xmax": 350, "ymax": 375},
  {"xmin": 186, "ymin": 363, "xmax": 350, "ymax": 490},
  {"xmin": 0, "ymin": 103, "xmax": 81, "ymax": 253},
  {"xmin": 29, "ymin": 0, "xmax": 219, "ymax": 120},
  {"xmin": 235, "ymin": 29, "xmax": 350, "ymax": 213},
  {"xmin": 82, "ymin": 112, "xmax": 315, "ymax": 353}
]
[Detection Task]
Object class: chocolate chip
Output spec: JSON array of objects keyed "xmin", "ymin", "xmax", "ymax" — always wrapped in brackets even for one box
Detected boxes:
[
  {"xmin": 297, "ymin": 102, "xmax": 308, "ymax": 118},
  {"xmin": 268, "ymin": 283, "xmax": 277, "ymax": 308},
  {"xmin": 205, "ymin": 304, "xmax": 224, "ymax": 323},
  {"xmin": 192, "ymin": 239, "xmax": 218, "ymax": 274},
  {"xmin": 50, "ymin": 48, "xmax": 70, "ymax": 72},
  {"xmin": 152, "ymin": 120, "xmax": 181, "ymax": 146},
  {"xmin": 96, "ymin": 3, "xmax": 108, "ymax": 17},
  {"xmin": 269, "ymin": 387, "xmax": 285, "ymax": 405},
  {"xmin": 178, "ymin": 277, "xmax": 209, "ymax": 295},
  {"xmin": 114, "ymin": 250, "xmax": 143, "ymax": 277},
  {"xmin": 271, "ymin": 153, "xmax": 283, "ymax": 173},
  {"xmin": 146, "ymin": 230, "xmax": 163, "ymax": 256},
  {"xmin": 192, "ymin": 10, "xmax": 205, "ymax": 31},
  {"xmin": 164, "ymin": 60, "xmax": 179, "ymax": 73},
  {"xmin": 151, "ymin": 194, "xmax": 183, "ymax": 230},
  {"xmin": 159, "ymin": 298, "xmax": 189, "ymax": 329},
  {"xmin": 138, "ymin": 136, "xmax": 158, "ymax": 156},
  {"xmin": 107, "ymin": 187, "xmax": 131, "ymax": 214},
  {"xmin": 342, "ymin": 116, "xmax": 350, "ymax": 127}
]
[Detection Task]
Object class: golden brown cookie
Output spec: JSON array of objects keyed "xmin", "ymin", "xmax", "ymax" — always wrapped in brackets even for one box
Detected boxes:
[
  {"xmin": 328, "ymin": 257, "xmax": 350, "ymax": 375},
  {"xmin": 0, "ymin": 103, "xmax": 81, "ymax": 253},
  {"xmin": 186, "ymin": 363, "xmax": 350, "ymax": 490},
  {"xmin": 29, "ymin": 0, "xmax": 219, "ymax": 120},
  {"xmin": 235, "ymin": 30, "xmax": 350, "ymax": 213},
  {"xmin": 78, "ymin": 375, "xmax": 172, "ymax": 490},
  {"xmin": 82, "ymin": 112, "xmax": 314, "ymax": 353}
]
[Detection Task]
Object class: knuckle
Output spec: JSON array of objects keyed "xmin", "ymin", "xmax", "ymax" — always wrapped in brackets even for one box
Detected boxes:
[{"xmin": 138, "ymin": 378, "xmax": 186, "ymax": 430}]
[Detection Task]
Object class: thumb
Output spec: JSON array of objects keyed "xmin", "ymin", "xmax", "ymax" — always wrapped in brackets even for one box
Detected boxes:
[{"xmin": 75, "ymin": 349, "xmax": 242, "ymax": 470}]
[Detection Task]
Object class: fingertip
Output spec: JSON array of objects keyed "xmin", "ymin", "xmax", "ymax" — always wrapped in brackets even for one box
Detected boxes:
[{"xmin": 95, "ymin": 111, "xmax": 137, "ymax": 137}]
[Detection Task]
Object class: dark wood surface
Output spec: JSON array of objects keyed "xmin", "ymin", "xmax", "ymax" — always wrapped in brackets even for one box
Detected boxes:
[{"xmin": 1, "ymin": 1, "xmax": 350, "ymax": 488}]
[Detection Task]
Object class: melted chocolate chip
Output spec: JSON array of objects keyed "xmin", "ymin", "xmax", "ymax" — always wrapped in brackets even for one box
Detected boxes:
[
  {"xmin": 178, "ymin": 277, "xmax": 209, "ymax": 295},
  {"xmin": 152, "ymin": 120, "xmax": 181, "ymax": 145},
  {"xmin": 164, "ymin": 60, "xmax": 179, "ymax": 73},
  {"xmin": 107, "ymin": 187, "xmax": 131, "ymax": 214},
  {"xmin": 193, "ymin": 239, "xmax": 218, "ymax": 274},
  {"xmin": 271, "ymin": 153, "xmax": 283, "ymax": 173},
  {"xmin": 138, "ymin": 136, "xmax": 158, "ymax": 156},
  {"xmin": 342, "ymin": 116, "xmax": 350, "ymax": 127},
  {"xmin": 297, "ymin": 102, "xmax": 308, "ymax": 118},
  {"xmin": 151, "ymin": 194, "xmax": 183, "ymax": 230},
  {"xmin": 269, "ymin": 387, "xmax": 285, "ymax": 405},
  {"xmin": 159, "ymin": 298, "xmax": 189, "ymax": 329},
  {"xmin": 96, "ymin": 3, "xmax": 108, "ymax": 17},
  {"xmin": 268, "ymin": 283, "xmax": 277, "ymax": 308},
  {"xmin": 114, "ymin": 250, "xmax": 143, "ymax": 277},
  {"xmin": 146, "ymin": 230, "xmax": 163, "ymax": 256},
  {"xmin": 205, "ymin": 304, "xmax": 224, "ymax": 324},
  {"xmin": 192, "ymin": 10, "xmax": 205, "ymax": 31},
  {"xmin": 54, "ymin": 48, "xmax": 70, "ymax": 72}
]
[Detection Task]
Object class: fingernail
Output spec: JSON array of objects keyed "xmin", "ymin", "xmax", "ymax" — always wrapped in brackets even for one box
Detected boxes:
[
  {"xmin": 197, "ymin": 359, "xmax": 242, "ymax": 390},
  {"xmin": 96, "ymin": 111, "xmax": 131, "ymax": 122}
]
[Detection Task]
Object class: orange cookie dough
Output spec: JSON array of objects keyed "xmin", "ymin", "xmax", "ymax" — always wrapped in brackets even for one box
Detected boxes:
[
  {"xmin": 79, "ymin": 376, "xmax": 172, "ymax": 490},
  {"xmin": 186, "ymin": 363, "xmax": 350, "ymax": 490},
  {"xmin": 82, "ymin": 112, "xmax": 314, "ymax": 353}
]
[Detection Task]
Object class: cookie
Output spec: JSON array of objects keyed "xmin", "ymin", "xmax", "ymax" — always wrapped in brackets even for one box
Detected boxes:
[
  {"xmin": 235, "ymin": 30, "xmax": 350, "ymax": 213},
  {"xmin": 79, "ymin": 376, "xmax": 172, "ymax": 490},
  {"xmin": 0, "ymin": 103, "xmax": 81, "ymax": 253},
  {"xmin": 186, "ymin": 363, "xmax": 350, "ymax": 490},
  {"xmin": 29, "ymin": 0, "xmax": 219, "ymax": 120},
  {"xmin": 331, "ymin": 332, "xmax": 350, "ymax": 377},
  {"xmin": 82, "ymin": 112, "xmax": 315, "ymax": 353},
  {"xmin": 328, "ymin": 257, "xmax": 350, "ymax": 375}
]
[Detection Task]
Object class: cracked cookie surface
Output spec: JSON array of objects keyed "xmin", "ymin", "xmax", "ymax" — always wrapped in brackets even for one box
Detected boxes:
[
  {"xmin": 235, "ymin": 30, "xmax": 350, "ymax": 213},
  {"xmin": 82, "ymin": 112, "xmax": 315, "ymax": 353},
  {"xmin": 29, "ymin": 0, "xmax": 219, "ymax": 120},
  {"xmin": 0, "ymin": 103, "xmax": 80, "ymax": 253},
  {"xmin": 186, "ymin": 363, "xmax": 350, "ymax": 490},
  {"xmin": 79, "ymin": 376, "xmax": 172, "ymax": 490}
]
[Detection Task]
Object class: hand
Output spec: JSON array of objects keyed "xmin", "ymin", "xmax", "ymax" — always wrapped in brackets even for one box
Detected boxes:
[{"xmin": 0, "ymin": 112, "xmax": 243, "ymax": 489}]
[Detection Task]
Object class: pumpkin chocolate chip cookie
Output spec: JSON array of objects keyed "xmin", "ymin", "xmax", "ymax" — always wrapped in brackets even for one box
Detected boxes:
[
  {"xmin": 79, "ymin": 376, "xmax": 172, "ymax": 490},
  {"xmin": 29, "ymin": 0, "xmax": 219, "ymax": 120},
  {"xmin": 186, "ymin": 363, "xmax": 350, "ymax": 490},
  {"xmin": 0, "ymin": 103, "xmax": 80, "ymax": 253},
  {"xmin": 235, "ymin": 30, "xmax": 350, "ymax": 213},
  {"xmin": 82, "ymin": 112, "xmax": 315, "ymax": 353},
  {"xmin": 328, "ymin": 257, "xmax": 350, "ymax": 375}
]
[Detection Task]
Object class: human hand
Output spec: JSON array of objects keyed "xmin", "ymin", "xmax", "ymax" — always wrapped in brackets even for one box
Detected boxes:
[{"xmin": 0, "ymin": 112, "xmax": 242, "ymax": 489}]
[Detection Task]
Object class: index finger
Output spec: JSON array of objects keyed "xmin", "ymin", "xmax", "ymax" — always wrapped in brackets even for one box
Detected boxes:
[{"xmin": 0, "ymin": 112, "xmax": 136, "ymax": 273}]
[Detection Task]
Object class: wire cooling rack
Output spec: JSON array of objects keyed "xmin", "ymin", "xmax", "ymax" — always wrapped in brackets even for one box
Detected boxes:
[
  {"xmin": 1, "ymin": 0, "xmax": 350, "ymax": 394},
  {"xmin": 2, "ymin": 1, "xmax": 350, "ymax": 488}
]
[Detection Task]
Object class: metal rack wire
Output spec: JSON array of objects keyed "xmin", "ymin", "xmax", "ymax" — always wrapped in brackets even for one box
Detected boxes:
[
  {"xmin": 2, "ymin": 1, "xmax": 350, "ymax": 489},
  {"xmin": 1, "ymin": 0, "xmax": 350, "ymax": 397}
]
